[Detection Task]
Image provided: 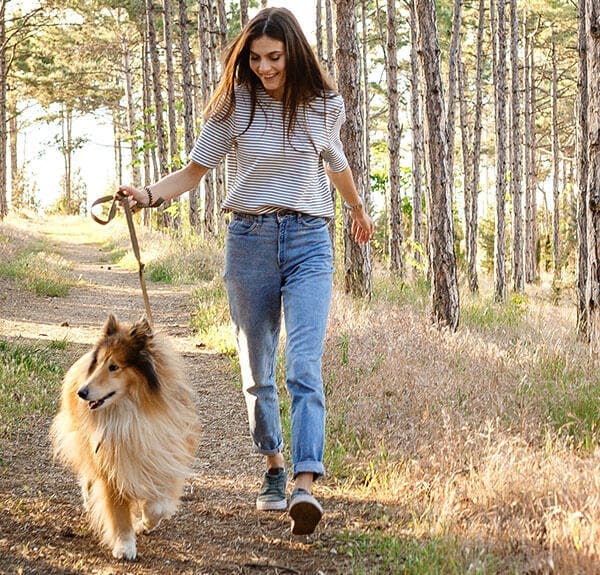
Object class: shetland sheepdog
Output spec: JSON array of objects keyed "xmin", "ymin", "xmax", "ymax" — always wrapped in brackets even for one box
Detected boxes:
[{"xmin": 51, "ymin": 315, "xmax": 200, "ymax": 560}]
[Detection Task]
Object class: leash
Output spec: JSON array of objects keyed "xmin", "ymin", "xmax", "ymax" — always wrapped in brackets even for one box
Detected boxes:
[{"xmin": 91, "ymin": 192, "xmax": 154, "ymax": 328}]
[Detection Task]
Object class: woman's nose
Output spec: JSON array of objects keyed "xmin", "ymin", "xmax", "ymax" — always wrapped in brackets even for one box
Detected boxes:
[{"xmin": 257, "ymin": 59, "xmax": 271, "ymax": 73}]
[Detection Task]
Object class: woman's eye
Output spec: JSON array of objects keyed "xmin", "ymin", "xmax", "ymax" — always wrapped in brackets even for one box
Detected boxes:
[{"xmin": 108, "ymin": 364, "xmax": 119, "ymax": 372}]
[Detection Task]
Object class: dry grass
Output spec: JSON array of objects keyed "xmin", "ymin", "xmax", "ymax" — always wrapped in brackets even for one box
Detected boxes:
[{"xmin": 323, "ymin": 272, "xmax": 599, "ymax": 572}]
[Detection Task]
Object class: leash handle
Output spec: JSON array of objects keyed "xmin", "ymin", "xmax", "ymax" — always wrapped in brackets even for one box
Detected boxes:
[{"xmin": 91, "ymin": 192, "xmax": 154, "ymax": 328}]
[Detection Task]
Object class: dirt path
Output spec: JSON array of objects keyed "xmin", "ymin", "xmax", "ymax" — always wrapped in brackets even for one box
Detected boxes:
[{"xmin": 0, "ymin": 218, "xmax": 355, "ymax": 575}]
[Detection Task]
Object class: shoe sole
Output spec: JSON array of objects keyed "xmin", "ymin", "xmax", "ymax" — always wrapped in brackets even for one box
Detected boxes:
[
  {"xmin": 256, "ymin": 499, "xmax": 288, "ymax": 511},
  {"xmin": 289, "ymin": 494, "xmax": 323, "ymax": 535}
]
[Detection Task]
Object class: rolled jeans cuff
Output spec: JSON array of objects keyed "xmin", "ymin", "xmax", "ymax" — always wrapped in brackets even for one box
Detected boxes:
[
  {"xmin": 253, "ymin": 441, "xmax": 283, "ymax": 457},
  {"xmin": 293, "ymin": 461, "xmax": 326, "ymax": 480}
]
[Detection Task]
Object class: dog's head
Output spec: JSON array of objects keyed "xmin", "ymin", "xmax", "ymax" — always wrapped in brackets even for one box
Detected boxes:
[{"xmin": 76, "ymin": 314, "xmax": 160, "ymax": 411}]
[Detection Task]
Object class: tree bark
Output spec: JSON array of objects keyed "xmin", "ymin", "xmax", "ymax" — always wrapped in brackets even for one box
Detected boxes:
[
  {"xmin": 178, "ymin": 0, "xmax": 200, "ymax": 232},
  {"xmin": 9, "ymin": 99, "xmax": 19, "ymax": 208},
  {"xmin": 510, "ymin": 0, "xmax": 524, "ymax": 292},
  {"xmin": 491, "ymin": 0, "xmax": 508, "ymax": 302},
  {"xmin": 122, "ymin": 36, "xmax": 141, "ymax": 190},
  {"xmin": 240, "ymin": 0, "xmax": 248, "ymax": 28},
  {"xmin": 525, "ymin": 16, "xmax": 539, "ymax": 283},
  {"xmin": 316, "ymin": 0, "xmax": 324, "ymax": 67},
  {"xmin": 0, "ymin": 0, "xmax": 7, "ymax": 219},
  {"xmin": 334, "ymin": 0, "xmax": 372, "ymax": 298},
  {"xmin": 386, "ymin": 0, "xmax": 404, "ymax": 276},
  {"xmin": 586, "ymin": 0, "xmax": 600, "ymax": 355},
  {"xmin": 408, "ymin": 0, "xmax": 423, "ymax": 275},
  {"xmin": 552, "ymin": 33, "xmax": 561, "ymax": 281},
  {"xmin": 446, "ymin": 0, "xmax": 462, "ymax": 208},
  {"xmin": 415, "ymin": 0, "xmax": 460, "ymax": 330},
  {"xmin": 577, "ymin": 0, "xmax": 589, "ymax": 337}
]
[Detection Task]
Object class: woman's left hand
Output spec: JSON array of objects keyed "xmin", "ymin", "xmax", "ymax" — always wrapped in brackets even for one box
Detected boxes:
[{"xmin": 350, "ymin": 208, "xmax": 374, "ymax": 244}]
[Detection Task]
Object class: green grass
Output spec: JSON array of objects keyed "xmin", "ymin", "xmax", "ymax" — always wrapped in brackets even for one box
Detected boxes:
[
  {"xmin": 0, "ymin": 339, "xmax": 67, "ymax": 435},
  {"xmin": 525, "ymin": 350, "xmax": 600, "ymax": 450},
  {"xmin": 190, "ymin": 280, "xmax": 236, "ymax": 355},
  {"xmin": 336, "ymin": 532, "xmax": 502, "ymax": 574},
  {"xmin": 461, "ymin": 292, "xmax": 528, "ymax": 330},
  {"xmin": 0, "ymin": 250, "xmax": 77, "ymax": 297}
]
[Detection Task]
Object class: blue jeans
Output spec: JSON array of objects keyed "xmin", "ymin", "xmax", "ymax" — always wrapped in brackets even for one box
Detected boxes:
[{"xmin": 223, "ymin": 210, "xmax": 333, "ymax": 479}]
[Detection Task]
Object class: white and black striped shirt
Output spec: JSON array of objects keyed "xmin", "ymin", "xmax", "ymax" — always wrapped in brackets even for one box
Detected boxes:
[{"xmin": 190, "ymin": 85, "xmax": 349, "ymax": 218}]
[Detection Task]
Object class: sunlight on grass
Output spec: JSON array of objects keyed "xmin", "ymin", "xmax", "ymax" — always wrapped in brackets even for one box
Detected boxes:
[
  {"xmin": 461, "ymin": 292, "xmax": 528, "ymax": 330},
  {"xmin": 0, "ymin": 339, "xmax": 66, "ymax": 436},
  {"xmin": 337, "ymin": 532, "xmax": 501, "ymax": 575},
  {"xmin": 0, "ymin": 251, "xmax": 78, "ymax": 297}
]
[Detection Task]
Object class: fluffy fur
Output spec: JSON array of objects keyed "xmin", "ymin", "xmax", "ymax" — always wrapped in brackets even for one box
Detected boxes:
[{"xmin": 51, "ymin": 315, "xmax": 200, "ymax": 560}]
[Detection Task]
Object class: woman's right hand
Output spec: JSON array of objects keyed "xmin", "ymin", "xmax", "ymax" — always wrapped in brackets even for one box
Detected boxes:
[{"xmin": 118, "ymin": 185, "xmax": 147, "ymax": 211}]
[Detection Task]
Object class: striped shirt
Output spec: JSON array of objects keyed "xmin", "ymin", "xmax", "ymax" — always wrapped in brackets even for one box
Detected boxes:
[{"xmin": 190, "ymin": 85, "xmax": 349, "ymax": 218}]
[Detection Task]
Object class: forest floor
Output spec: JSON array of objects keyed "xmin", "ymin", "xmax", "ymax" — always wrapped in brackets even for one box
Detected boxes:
[{"xmin": 0, "ymin": 215, "xmax": 360, "ymax": 574}]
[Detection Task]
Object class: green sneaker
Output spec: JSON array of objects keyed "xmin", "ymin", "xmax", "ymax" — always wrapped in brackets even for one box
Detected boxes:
[
  {"xmin": 256, "ymin": 467, "xmax": 288, "ymax": 511},
  {"xmin": 289, "ymin": 488, "xmax": 323, "ymax": 535}
]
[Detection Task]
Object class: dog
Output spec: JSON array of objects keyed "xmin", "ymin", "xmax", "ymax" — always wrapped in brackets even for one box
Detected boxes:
[{"xmin": 51, "ymin": 314, "xmax": 200, "ymax": 560}]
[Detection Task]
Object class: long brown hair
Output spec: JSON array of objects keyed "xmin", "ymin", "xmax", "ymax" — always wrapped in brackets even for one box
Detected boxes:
[{"xmin": 205, "ymin": 7, "xmax": 336, "ymax": 138}]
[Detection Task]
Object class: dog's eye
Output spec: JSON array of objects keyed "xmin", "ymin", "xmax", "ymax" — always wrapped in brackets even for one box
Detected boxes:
[{"xmin": 108, "ymin": 364, "xmax": 119, "ymax": 372}]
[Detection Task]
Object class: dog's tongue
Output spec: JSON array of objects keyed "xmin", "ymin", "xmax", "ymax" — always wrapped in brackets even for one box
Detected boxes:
[{"xmin": 89, "ymin": 399, "xmax": 102, "ymax": 410}]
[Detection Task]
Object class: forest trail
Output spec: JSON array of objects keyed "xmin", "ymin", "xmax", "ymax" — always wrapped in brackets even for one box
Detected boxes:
[{"xmin": 0, "ymin": 216, "xmax": 357, "ymax": 575}]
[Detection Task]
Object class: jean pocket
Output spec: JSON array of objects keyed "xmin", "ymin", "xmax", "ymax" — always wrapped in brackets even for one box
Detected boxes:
[
  {"xmin": 228, "ymin": 215, "xmax": 260, "ymax": 235},
  {"xmin": 298, "ymin": 214, "xmax": 329, "ymax": 230}
]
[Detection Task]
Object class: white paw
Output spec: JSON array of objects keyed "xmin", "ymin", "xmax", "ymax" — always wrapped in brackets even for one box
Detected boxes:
[
  {"xmin": 112, "ymin": 537, "xmax": 137, "ymax": 560},
  {"xmin": 134, "ymin": 516, "xmax": 163, "ymax": 535}
]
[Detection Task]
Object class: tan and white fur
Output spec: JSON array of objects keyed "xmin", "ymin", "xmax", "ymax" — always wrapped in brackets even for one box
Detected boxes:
[{"xmin": 51, "ymin": 315, "xmax": 200, "ymax": 560}]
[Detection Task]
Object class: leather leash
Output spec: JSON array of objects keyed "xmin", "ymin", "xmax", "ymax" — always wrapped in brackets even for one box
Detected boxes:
[{"xmin": 91, "ymin": 192, "xmax": 154, "ymax": 328}]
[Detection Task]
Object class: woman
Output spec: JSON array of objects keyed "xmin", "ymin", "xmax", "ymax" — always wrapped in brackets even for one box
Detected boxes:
[{"xmin": 121, "ymin": 7, "xmax": 373, "ymax": 535}]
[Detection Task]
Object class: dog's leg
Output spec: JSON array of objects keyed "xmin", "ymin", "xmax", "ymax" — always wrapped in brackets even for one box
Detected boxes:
[
  {"xmin": 79, "ymin": 476, "xmax": 92, "ymax": 512},
  {"xmin": 135, "ymin": 498, "xmax": 178, "ymax": 534},
  {"xmin": 95, "ymin": 480, "xmax": 137, "ymax": 560}
]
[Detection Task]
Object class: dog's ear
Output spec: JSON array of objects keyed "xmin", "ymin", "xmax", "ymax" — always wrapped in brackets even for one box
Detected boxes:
[
  {"xmin": 129, "ymin": 317, "xmax": 153, "ymax": 350},
  {"xmin": 103, "ymin": 314, "xmax": 119, "ymax": 337}
]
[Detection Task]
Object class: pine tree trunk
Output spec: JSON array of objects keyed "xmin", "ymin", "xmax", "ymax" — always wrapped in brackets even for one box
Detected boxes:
[
  {"xmin": 178, "ymin": 0, "xmax": 200, "ymax": 232},
  {"xmin": 146, "ymin": 0, "xmax": 170, "ymax": 227},
  {"xmin": 525, "ymin": 17, "xmax": 539, "ymax": 283},
  {"xmin": 334, "ymin": 0, "xmax": 372, "ymax": 298},
  {"xmin": 491, "ymin": 0, "xmax": 508, "ymax": 302},
  {"xmin": 325, "ymin": 0, "xmax": 335, "ymax": 81},
  {"xmin": 0, "ymin": 0, "xmax": 7, "ymax": 219},
  {"xmin": 199, "ymin": 0, "xmax": 215, "ymax": 235},
  {"xmin": 122, "ymin": 37, "xmax": 141, "ymax": 189},
  {"xmin": 316, "ymin": 0, "xmax": 324, "ymax": 67},
  {"xmin": 552, "ymin": 35, "xmax": 561, "ymax": 281},
  {"xmin": 446, "ymin": 0, "xmax": 462, "ymax": 208},
  {"xmin": 386, "ymin": 0, "xmax": 404, "ymax": 276},
  {"xmin": 415, "ymin": 0, "xmax": 460, "ymax": 330},
  {"xmin": 466, "ymin": 0, "xmax": 486, "ymax": 293},
  {"xmin": 9, "ymin": 101, "xmax": 19, "ymax": 208},
  {"xmin": 408, "ymin": 0, "xmax": 424, "ymax": 275},
  {"xmin": 586, "ymin": 0, "xmax": 600, "ymax": 355},
  {"xmin": 577, "ymin": 0, "xmax": 589, "ymax": 337},
  {"xmin": 216, "ymin": 0, "xmax": 228, "ymax": 55},
  {"xmin": 510, "ymin": 0, "xmax": 524, "ymax": 292},
  {"xmin": 240, "ymin": 0, "xmax": 248, "ymax": 27}
]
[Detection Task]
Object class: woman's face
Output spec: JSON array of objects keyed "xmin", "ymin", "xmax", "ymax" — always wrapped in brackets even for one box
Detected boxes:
[{"xmin": 249, "ymin": 35, "xmax": 286, "ymax": 101}]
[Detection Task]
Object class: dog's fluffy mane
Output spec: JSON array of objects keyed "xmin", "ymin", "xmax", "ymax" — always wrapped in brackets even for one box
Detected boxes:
[{"xmin": 51, "ymin": 315, "xmax": 200, "ymax": 544}]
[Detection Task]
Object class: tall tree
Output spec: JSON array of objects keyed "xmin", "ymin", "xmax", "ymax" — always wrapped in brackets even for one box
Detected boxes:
[
  {"xmin": 386, "ymin": 0, "xmax": 403, "ymax": 276},
  {"xmin": 551, "ymin": 32, "xmax": 561, "ymax": 281},
  {"xmin": 0, "ymin": 0, "xmax": 7, "ymax": 219},
  {"xmin": 416, "ymin": 0, "xmax": 459, "ymax": 330},
  {"xmin": 585, "ymin": 0, "xmax": 600, "ymax": 354},
  {"xmin": 524, "ymin": 15, "xmax": 539, "ymax": 284},
  {"xmin": 240, "ymin": 0, "xmax": 248, "ymax": 27},
  {"xmin": 446, "ymin": 0, "xmax": 462, "ymax": 207},
  {"xmin": 577, "ymin": 0, "xmax": 589, "ymax": 337},
  {"xmin": 334, "ymin": 0, "xmax": 372, "ymax": 298},
  {"xmin": 178, "ymin": 0, "xmax": 199, "ymax": 231},
  {"xmin": 510, "ymin": 0, "xmax": 524, "ymax": 292},
  {"xmin": 491, "ymin": 0, "xmax": 508, "ymax": 302},
  {"xmin": 408, "ymin": 0, "xmax": 424, "ymax": 274}
]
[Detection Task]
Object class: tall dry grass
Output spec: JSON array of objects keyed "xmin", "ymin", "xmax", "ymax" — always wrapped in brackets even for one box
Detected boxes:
[{"xmin": 323, "ymin": 272, "xmax": 599, "ymax": 572}]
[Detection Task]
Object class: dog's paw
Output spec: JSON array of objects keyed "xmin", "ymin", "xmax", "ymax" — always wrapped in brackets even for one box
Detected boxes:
[
  {"xmin": 134, "ymin": 516, "xmax": 163, "ymax": 535},
  {"xmin": 112, "ymin": 536, "xmax": 137, "ymax": 560}
]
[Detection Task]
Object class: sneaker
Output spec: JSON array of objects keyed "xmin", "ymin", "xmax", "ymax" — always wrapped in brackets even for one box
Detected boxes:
[
  {"xmin": 289, "ymin": 488, "xmax": 323, "ymax": 535},
  {"xmin": 256, "ymin": 467, "xmax": 288, "ymax": 511}
]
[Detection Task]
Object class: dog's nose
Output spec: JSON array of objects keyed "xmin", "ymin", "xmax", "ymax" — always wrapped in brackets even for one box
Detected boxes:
[{"xmin": 77, "ymin": 387, "xmax": 89, "ymax": 400}]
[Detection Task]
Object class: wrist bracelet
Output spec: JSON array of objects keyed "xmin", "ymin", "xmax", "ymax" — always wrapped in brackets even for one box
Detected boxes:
[
  {"xmin": 144, "ymin": 186, "xmax": 153, "ymax": 207},
  {"xmin": 343, "ymin": 198, "xmax": 364, "ymax": 212}
]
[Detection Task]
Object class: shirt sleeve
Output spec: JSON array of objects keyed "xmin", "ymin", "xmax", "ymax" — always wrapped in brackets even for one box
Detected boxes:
[
  {"xmin": 321, "ymin": 97, "xmax": 349, "ymax": 173},
  {"xmin": 190, "ymin": 112, "xmax": 235, "ymax": 168}
]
